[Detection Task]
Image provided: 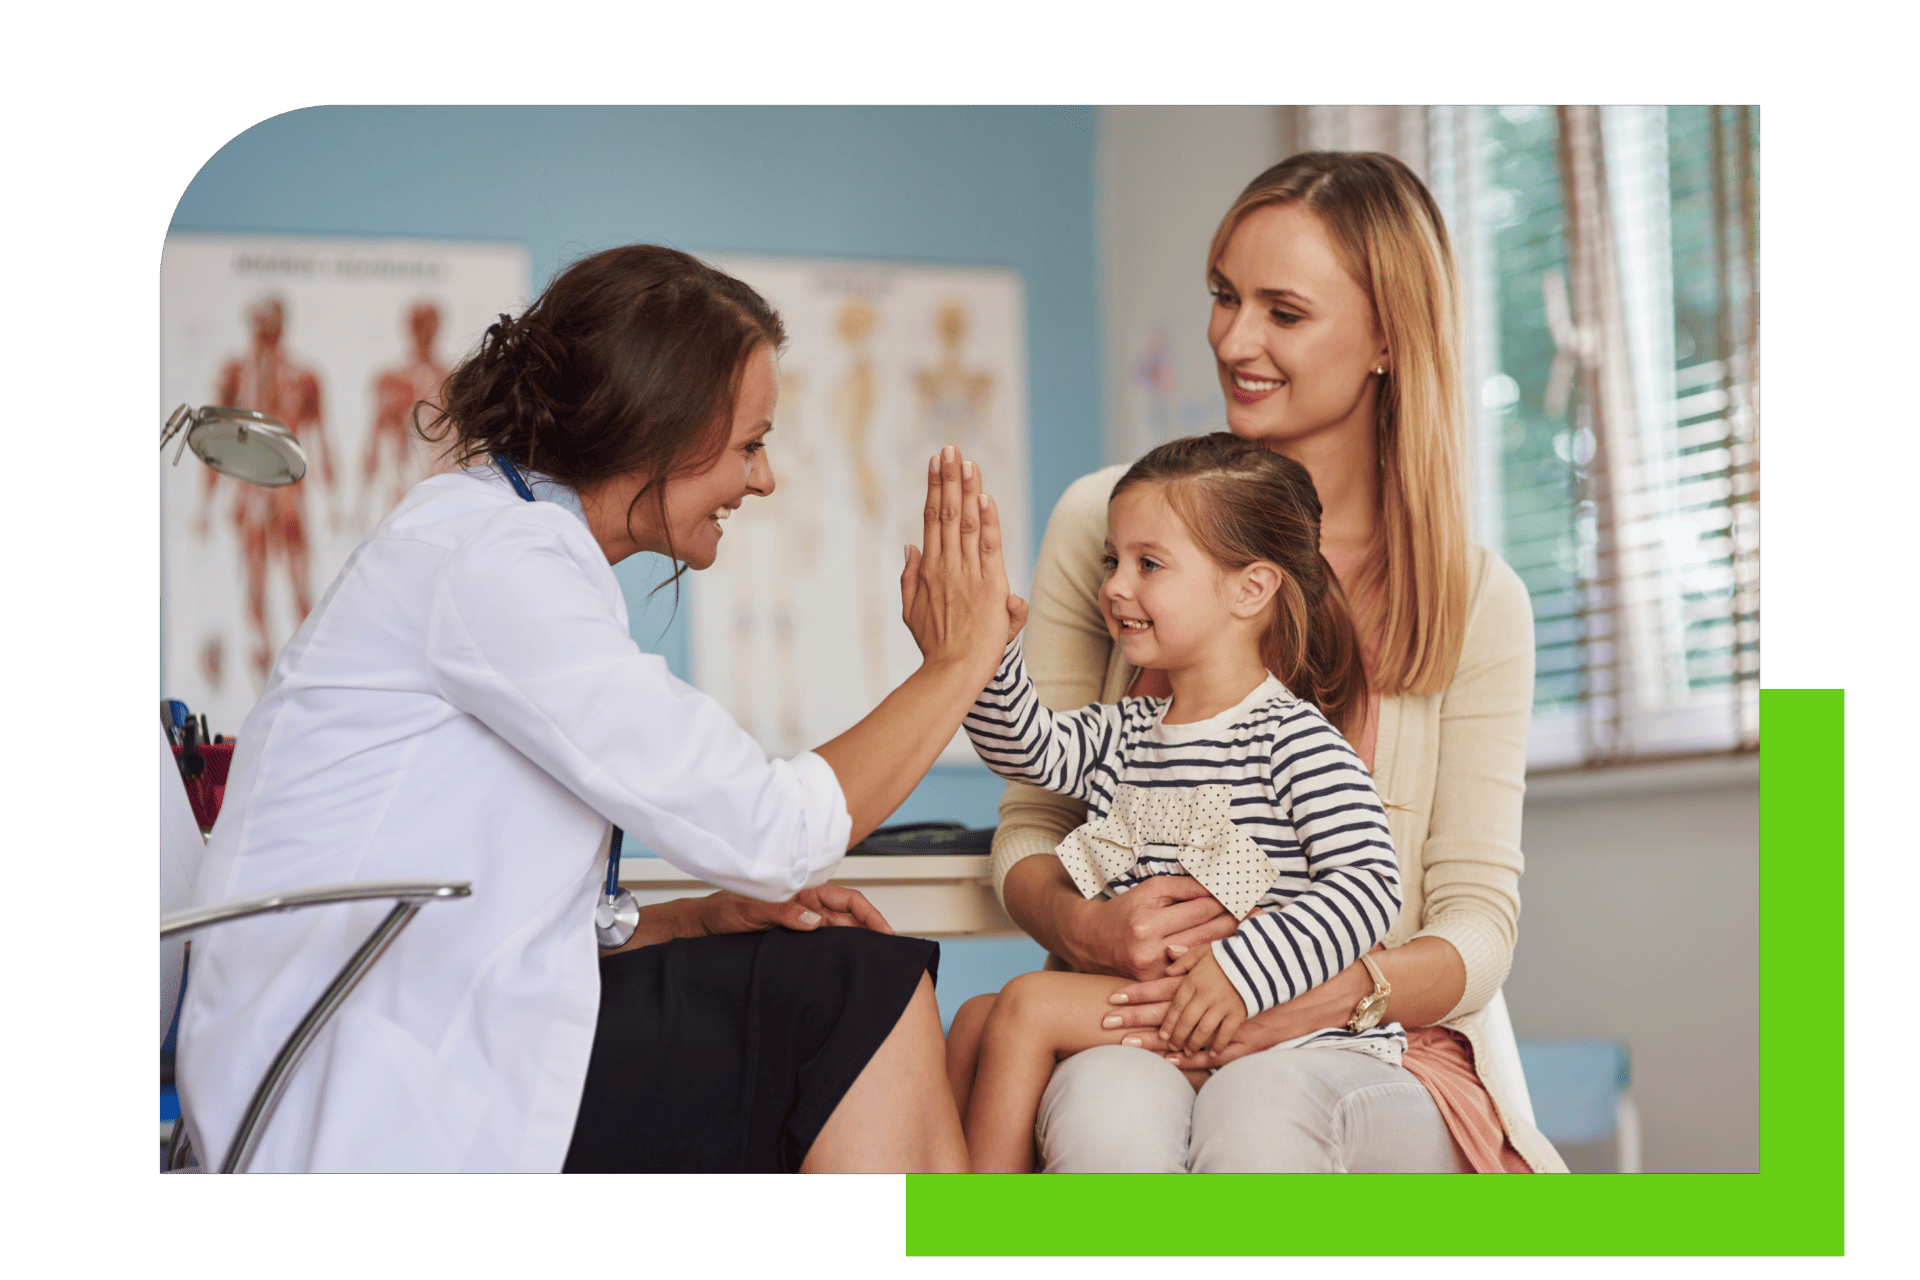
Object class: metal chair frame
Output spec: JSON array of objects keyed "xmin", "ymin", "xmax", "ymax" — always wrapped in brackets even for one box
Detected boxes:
[{"xmin": 162, "ymin": 879, "xmax": 471, "ymax": 1173}]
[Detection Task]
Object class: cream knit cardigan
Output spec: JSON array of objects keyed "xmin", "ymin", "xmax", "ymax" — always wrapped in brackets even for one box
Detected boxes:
[{"xmin": 990, "ymin": 465, "xmax": 1566, "ymax": 1173}]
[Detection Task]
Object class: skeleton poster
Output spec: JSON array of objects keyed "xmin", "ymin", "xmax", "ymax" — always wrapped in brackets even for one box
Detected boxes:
[
  {"xmin": 692, "ymin": 255, "xmax": 1031, "ymax": 765},
  {"xmin": 160, "ymin": 234, "xmax": 529, "ymax": 737}
]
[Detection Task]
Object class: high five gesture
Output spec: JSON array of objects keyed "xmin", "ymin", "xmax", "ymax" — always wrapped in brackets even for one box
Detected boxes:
[{"xmin": 816, "ymin": 444, "xmax": 1026, "ymax": 844}]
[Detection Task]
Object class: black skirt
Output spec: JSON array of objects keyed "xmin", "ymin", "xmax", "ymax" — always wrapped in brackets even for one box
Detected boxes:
[{"xmin": 562, "ymin": 927, "xmax": 939, "ymax": 1173}]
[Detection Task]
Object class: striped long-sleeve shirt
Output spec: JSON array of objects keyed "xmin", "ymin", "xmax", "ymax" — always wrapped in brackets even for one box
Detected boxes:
[{"xmin": 966, "ymin": 636, "xmax": 1404, "ymax": 1051}]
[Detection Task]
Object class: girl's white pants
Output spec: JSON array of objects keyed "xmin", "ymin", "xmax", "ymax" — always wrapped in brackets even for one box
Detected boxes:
[{"xmin": 1035, "ymin": 1043, "xmax": 1471, "ymax": 1173}]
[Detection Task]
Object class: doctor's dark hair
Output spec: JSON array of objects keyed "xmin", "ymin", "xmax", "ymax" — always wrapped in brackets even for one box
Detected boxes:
[
  {"xmin": 426, "ymin": 244, "xmax": 785, "ymax": 576},
  {"xmin": 1111, "ymin": 433, "xmax": 1370, "ymax": 739}
]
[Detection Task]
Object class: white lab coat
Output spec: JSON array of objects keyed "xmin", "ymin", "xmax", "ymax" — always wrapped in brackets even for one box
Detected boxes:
[{"xmin": 176, "ymin": 466, "xmax": 852, "ymax": 1172}]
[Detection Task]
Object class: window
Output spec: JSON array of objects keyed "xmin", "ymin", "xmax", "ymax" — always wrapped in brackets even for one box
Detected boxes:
[{"xmin": 1429, "ymin": 105, "xmax": 1759, "ymax": 770}]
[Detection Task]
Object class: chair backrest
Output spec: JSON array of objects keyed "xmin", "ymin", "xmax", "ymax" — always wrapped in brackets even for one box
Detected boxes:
[
  {"xmin": 1475, "ymin": 987, "xmax": 1538, "ymax": 1128},
  {"xmin": 161, "ymin": 726, "xmax": 206, "ymax": 1043}
]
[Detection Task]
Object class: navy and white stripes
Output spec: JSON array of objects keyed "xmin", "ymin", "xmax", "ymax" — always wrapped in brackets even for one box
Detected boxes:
[{"xmin": 966, "ymin": 636, "xmax": 1403, "ymax": 1033}]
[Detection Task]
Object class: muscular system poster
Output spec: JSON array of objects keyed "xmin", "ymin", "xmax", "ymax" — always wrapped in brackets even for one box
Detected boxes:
[{"xmin": 160, "ymin": 234, "xmax": 529, "ymax": 738}]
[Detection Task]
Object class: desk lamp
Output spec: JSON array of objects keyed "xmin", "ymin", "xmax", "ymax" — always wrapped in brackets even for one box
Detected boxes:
[{"xmin": 160, "ymin": 403, "xmax": 308, "ymax": 485}]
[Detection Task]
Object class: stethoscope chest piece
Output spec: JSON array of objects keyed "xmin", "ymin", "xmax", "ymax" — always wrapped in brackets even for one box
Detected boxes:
[
  {"xmin": 595, "ymin": 889, "xmax": 641, "ymax": 949},
  {"xmin": 595, "ymin": 819, "xmax": 638, "ymax": 948}
]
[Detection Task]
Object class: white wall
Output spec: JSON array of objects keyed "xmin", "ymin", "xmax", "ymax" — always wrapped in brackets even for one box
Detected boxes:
[
  {"xmin": 1504, "ymin": 758, "xmax": 1759, "ymax": 1172},
  {"xmin": 1095, "ymin": 106, "xmax": 1283, "ymax": 465}
]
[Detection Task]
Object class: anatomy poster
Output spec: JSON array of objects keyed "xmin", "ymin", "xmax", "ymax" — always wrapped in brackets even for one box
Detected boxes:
[
  {"xmin": 160, "ymin": 234, "xmax": 529, "ymax": 736},
  {"xmin": 692, "ymin": 255, "xmax": 1031, "ymax": 765}
]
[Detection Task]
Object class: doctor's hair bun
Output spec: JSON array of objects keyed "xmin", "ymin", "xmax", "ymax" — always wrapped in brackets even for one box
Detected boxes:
[{"xmin": 425, "ymin": 243, "xmax": 785, "ymax": 522}]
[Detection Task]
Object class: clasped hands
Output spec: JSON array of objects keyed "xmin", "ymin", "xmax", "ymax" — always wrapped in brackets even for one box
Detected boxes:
[
  {"xmin": 1082, "ymin": 877, "xmax": 1249, "ymax": 1061},
  {"xmin": 1150, "ymin": 941, "xmax": 1247, "ymax": 1058},
  {"xmin": 1071, "ymin": 874, "xmax": 1331, "ymax": 1070}
]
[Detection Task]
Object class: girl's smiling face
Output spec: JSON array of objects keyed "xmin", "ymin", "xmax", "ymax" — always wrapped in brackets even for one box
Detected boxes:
[
  {"xmin": 1099, "ymin": 481, "xmax": 1239, "ymax": 672},
  {"xmin": 1206, "ymin": 201, "xmax": 1389, "ymax": 453}
]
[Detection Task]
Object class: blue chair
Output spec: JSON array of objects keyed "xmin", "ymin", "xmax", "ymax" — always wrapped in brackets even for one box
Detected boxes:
[{"xmin": 1515, "ymin": 1038, "xmax": 1639, "ymax": 1172}]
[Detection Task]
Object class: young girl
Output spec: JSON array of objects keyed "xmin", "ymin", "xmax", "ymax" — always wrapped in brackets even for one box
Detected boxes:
[{"xmin": 949, "ymin": 432, "xmax": 1402, "ymax": 1173}]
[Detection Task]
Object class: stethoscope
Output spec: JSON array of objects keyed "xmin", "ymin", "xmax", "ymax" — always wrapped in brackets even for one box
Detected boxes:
[{"xmin": 496, "ymin": 454, "xmax": 642, "ymax": 949}]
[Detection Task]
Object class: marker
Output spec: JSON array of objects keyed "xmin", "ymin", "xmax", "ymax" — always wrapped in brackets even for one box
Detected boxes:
[{"xmin": 178, "ymin": 717, "xmax": 205, "ymax": 780}]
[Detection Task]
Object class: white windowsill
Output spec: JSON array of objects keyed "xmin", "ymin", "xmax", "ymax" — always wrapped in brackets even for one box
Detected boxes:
[{"xmin": 1524, "ymin": 752, "xmax": 1757, "ymax": 805}]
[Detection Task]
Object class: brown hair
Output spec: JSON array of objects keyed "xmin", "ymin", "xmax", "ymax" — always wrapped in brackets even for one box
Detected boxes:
[
  {"xmin": 425, "ymin": 244, "xmax": 784, "ymax": 580},
  {"xmin": 1114, "ymin": 433, "xmax": 1369, "ymax": 738},
  {"xmin": 1208, "ymin": 152, "xmax": 1469, "ymax": 696}
]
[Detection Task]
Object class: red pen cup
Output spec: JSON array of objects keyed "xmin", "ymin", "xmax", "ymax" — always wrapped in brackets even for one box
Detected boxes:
[{"xmin": 170, "ymin": 743, "xmax": 235, "ymax": 831}]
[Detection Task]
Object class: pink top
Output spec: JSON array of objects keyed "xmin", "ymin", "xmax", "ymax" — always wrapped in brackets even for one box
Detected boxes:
[{"xmin": 1401, "ymin": 1027, "xmax": 1533, "ymax": 1173}]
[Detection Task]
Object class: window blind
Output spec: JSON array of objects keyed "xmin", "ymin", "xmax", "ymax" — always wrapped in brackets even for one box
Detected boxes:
[{"xmin": 1419, "ymin": 104, "xmax": 1760, "ymax": 769}]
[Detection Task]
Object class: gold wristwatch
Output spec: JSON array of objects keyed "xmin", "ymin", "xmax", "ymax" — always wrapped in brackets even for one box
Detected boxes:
[{"xmin": 1345, "ymin": 953, "xmax": 1392, "ymax": 1033}]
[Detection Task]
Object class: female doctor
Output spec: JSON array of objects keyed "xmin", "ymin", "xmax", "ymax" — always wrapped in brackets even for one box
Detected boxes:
[{"xmin": 176, "ymin": 244, "xmax": 1021, "ymax": 1173}]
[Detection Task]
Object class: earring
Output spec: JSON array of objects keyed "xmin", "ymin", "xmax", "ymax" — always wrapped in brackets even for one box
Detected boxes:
[{"xmin": 1374, "ymin": 366, "xmax": 1386, "ymax": 376}]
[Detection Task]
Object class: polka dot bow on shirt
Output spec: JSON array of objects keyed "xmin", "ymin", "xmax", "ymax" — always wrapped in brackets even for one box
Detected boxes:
[{"xmin": 1054, "ymin": 783, "xmax": 1277, "ymax": 921}]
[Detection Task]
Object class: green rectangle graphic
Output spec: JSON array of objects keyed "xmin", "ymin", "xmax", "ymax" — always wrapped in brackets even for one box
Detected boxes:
[{"xmin": 907, "ymin": 688, "xmax": 1840, "ymax": 1256}]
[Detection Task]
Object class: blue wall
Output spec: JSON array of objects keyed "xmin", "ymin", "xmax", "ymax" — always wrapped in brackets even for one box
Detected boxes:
[{"xmin": 171, "ymin": 106, "xmax": 1105, "ymax": 827}]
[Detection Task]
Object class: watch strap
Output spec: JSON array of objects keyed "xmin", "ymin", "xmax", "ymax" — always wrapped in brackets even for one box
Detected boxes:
[
  {"xmin": 1359, "ymin": 952, "xmax": 1389, "ymax": 994},
  {"xmin": 1345, "ymin": 952, "xmax": 1392, "ymax": 1033}
]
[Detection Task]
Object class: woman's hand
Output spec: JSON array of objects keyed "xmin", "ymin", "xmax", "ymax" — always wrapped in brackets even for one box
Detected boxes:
[
  {"xmin": 698, "ymin": 884, "xmax": 895, "ymax": 936},
  {"xmin": 1153, "ymin": 992, "xmax": 1342, "ymax": 1071},
  {"xmin": 1158, "ymin": 946, "xmax": 1246, "ymax": 1054},
  {"xmin": 1102, "ymin": 939, "xmax": 1467, "ymax": 1069},
  {"xmin": 1050, "ymin": 871, "xmax": 1240, "ymax": 981},
  {"xmin": 900, "ymin": 445, "xmax": 1028, "ymax": 669},
  {"xmin": 1097, "ymin": 948, "xmax": 1356, "ymax": 1067}
]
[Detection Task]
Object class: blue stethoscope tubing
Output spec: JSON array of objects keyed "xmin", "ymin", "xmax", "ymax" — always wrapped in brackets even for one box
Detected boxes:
[{"xmin": 496, "ymin": 454, "xmax": 641, "ymax": 948}]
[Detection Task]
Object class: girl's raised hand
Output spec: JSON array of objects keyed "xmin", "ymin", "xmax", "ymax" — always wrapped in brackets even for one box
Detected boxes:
[{"xmin": 900, "ymin": 445, "xmax": 1028, "ymax": 668}]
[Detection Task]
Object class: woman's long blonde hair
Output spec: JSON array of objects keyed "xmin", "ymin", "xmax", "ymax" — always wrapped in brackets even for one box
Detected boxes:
[{"xmin": 1207, "ymin": 152, "xmax": 1470, "ymax": 697}]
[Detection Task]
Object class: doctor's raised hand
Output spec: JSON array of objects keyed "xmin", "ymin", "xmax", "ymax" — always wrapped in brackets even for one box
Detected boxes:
[{"xmin": 812, "ymin": 445, "xmax": 1028, "ymax": 836}]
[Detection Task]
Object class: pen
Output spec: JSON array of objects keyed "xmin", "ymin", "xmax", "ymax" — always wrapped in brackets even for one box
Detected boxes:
[{"xmin": 178, "ymin": 716, "xmax": 205, "ymax": 780}]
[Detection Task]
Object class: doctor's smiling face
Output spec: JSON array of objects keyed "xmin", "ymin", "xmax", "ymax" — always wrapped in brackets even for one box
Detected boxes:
[{"xmin": 651, "ymin": 341, "xmax": 779, "ymax": 570}]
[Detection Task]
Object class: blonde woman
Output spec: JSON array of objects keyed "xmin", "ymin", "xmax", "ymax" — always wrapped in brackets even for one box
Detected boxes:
[{"xmin": 993, "ymin": 152, "xmax": 1567, "ymax": 1173}]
